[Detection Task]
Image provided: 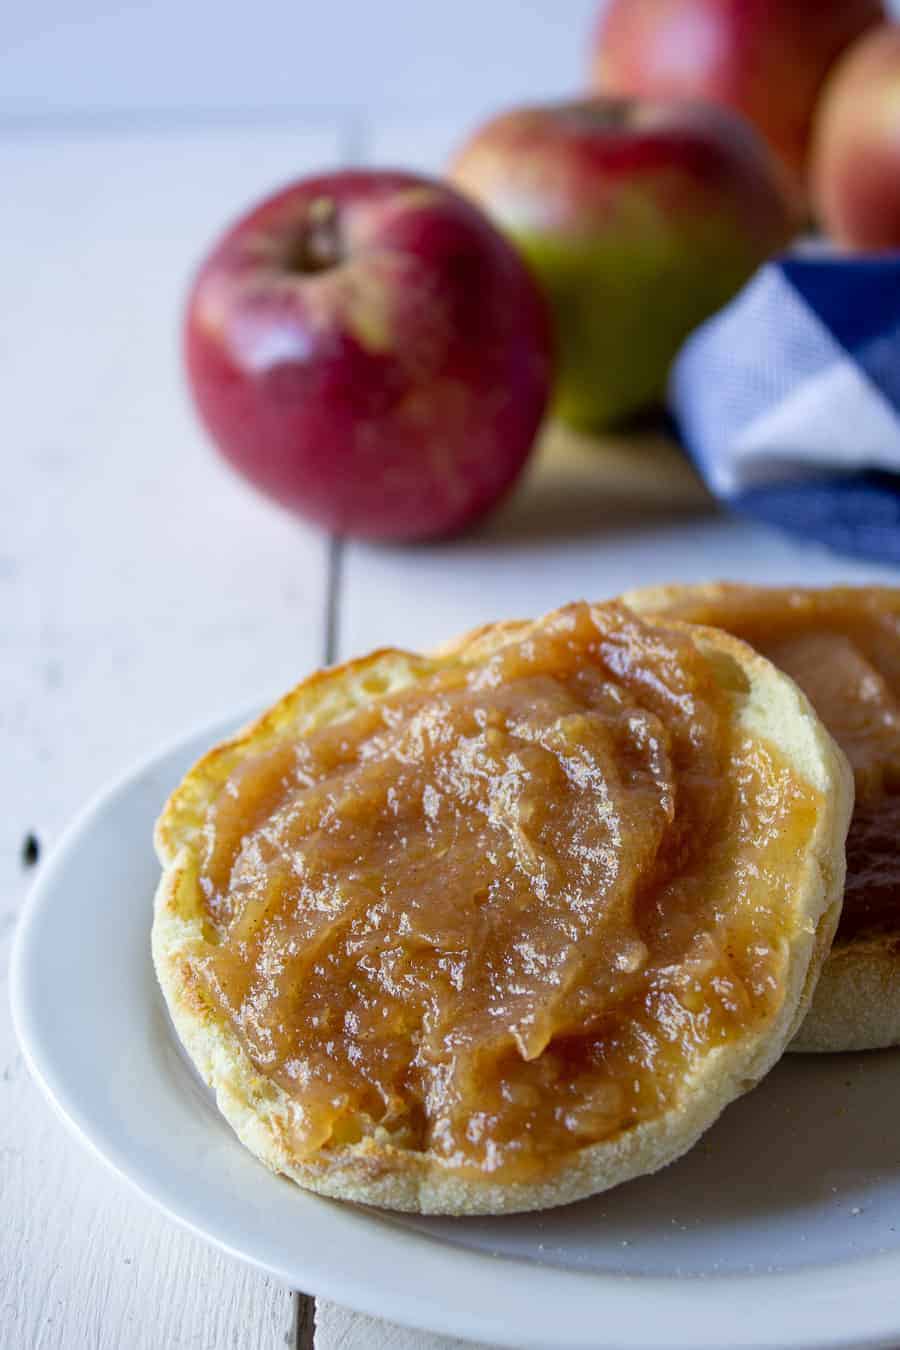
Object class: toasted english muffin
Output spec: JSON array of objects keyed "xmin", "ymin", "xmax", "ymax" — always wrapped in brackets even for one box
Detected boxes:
[
  {"xmin": 626, "ymin": 582, "xmax": 900, "ymax": 1053},
  {"xmin": 152, "ymin": 601, "xmax": 851, "ymax": 1213}
]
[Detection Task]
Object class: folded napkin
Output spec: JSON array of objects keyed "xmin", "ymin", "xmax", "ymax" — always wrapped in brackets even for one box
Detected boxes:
[{"xmin": 669, "ymin": 253, "xmax": 900, "ymax": 564}]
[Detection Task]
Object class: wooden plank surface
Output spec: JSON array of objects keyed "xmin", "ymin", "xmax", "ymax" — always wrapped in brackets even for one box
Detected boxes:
[
  {"xmin": 1, "ymin": 125, "xmax": 341, "ymax": 1350},
  {"xmin": 315, "ymin": 1301, "xmax": 484, "ymax": 1350}
]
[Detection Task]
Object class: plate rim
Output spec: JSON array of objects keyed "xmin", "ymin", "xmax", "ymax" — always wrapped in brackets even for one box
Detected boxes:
[{"xmin": 10, "ymin": 708, "xmax": 900, "ymax": 1350}]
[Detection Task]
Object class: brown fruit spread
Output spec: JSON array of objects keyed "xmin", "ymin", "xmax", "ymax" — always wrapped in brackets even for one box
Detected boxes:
[
  {"xmin": 643, "ymin": 587, "xmax": 900, "ymax": 946},
  {"xmin": 191, "ymin": 602, "xmax": 819, "ymax": 1182}
]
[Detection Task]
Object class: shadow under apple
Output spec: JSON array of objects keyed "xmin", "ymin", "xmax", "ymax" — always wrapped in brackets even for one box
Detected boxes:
[{"xmin": 478, "ymin": 419, "xmax": 715, "ymax": 546}]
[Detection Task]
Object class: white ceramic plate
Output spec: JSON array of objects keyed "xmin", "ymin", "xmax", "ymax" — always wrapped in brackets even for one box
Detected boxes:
[{"xmin": 11, "ymin": 711, "xmax": 900, "ymax": 1350}]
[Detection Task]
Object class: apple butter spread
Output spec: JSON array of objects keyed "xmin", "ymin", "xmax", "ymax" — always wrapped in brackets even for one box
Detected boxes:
[
  {"xmin": 189, "ymin": 602, "xmax": 820, "ymax": 1182},
  {"xmin": 640, "ymin": 587, "xmax": 900, "ymax": 948}
]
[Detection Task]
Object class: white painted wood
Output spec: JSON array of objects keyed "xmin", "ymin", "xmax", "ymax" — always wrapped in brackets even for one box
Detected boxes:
[
  {"xmin": 2, "ymin": 1, "xmax": 598, "ymax": 122},
  {"xmin": 2, "ymin": 125, "xmax": 342, "ymax": 1350},
  {"xmin": 315, "ymin": 1300, "xmax": 496, "ymax": 1350},
  {"xmin": 10, "ymin": 0, "xmax": 900, "ymax": 128},
  {"xmin": 339, "ymin": 479, "xmax": 900, "ymax": 661},
  {"xmin": 369, "ymin": 114, "xmax": 472, "ymax": 179}
]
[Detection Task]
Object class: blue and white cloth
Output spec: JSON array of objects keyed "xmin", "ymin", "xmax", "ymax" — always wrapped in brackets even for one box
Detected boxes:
[{"xmin": 669, "ymin": 254, "xmax": 900, "ymax": 564}]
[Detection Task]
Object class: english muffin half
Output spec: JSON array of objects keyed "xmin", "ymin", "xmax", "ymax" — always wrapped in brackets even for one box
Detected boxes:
[
  {"xmin": 626, "ymin": 583, "xmax": 900, "ymax": 1053},
  {"xmin": 153, "ymin": 601, "xmax": 851, "ymax": 1214}
]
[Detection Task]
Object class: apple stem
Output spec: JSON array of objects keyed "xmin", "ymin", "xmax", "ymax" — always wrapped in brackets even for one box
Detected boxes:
[{"xmin": 288, "ymin": 196, "xmax": 343, "ymax": 274}]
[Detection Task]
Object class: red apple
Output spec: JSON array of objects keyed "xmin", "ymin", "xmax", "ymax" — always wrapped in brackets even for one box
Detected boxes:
[
  {"xmin": 590, "ymin": 0, "xmax": 884, "ymax": 204},
  {"xmin": 450, "ymin": 98, "xmax": 792, "ymax": 430},
  {"xmin": 184, "ymin": 170, "xmax": 552, "ymax": 541},
  {"xmin": 811, "ymin": 24, "xmax": 900, "ymax": 250}
]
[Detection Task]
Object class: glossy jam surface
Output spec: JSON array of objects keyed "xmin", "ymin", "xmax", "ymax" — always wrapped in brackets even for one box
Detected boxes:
[
  {"xmin": 192, "ymin": 602, "xmax": 818, "ymax": 1181},
  {"xmin": 649, "ymin": 587, "xmax": 900, "ymax": 946}
]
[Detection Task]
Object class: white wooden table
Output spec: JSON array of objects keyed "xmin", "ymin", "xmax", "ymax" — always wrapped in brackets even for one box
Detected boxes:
[{"xmin": 4, "ymin": 119, "xmax": 898, "ymax": 1350}]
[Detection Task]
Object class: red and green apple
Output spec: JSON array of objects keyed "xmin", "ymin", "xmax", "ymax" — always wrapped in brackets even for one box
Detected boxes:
[{"xmin": 450, "ymin": 98, "xmax": 792, "ymax": 431}]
